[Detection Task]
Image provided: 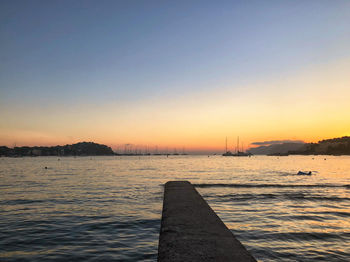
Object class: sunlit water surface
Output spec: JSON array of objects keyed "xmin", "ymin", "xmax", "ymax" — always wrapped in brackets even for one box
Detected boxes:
[{"xmin": 1, "ymin": 155, "xmax": 349, "ymax": 261}]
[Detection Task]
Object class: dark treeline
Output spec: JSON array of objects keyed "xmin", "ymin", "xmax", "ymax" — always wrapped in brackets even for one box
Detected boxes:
[
  {"xmin": 0, "ymin": 142, "xmax": 114, "ymax": 157},
  {"xmin": 289, "ymin": 136, "xmax": 350, "ymax": 155}
]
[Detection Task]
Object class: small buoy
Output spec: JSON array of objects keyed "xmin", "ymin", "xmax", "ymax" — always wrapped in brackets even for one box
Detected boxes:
[{"xmin": 44, "ymin": 166, "xmax": 48, "ymax": 169}]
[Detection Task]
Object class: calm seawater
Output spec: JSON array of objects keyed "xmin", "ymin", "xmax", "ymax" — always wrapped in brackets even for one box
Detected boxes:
[{"xmin": 1, "ymin": 155, "xmax": 349, "ymax": 261}]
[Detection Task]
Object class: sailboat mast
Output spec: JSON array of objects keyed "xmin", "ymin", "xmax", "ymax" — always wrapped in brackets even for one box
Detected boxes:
[
  {"xmin": 237, "ymin": 136, "xmax": 239, "ymax": 153},
  {"xmin": 225, "ymin": 137, "xmax": 227, "ymax": 153}
]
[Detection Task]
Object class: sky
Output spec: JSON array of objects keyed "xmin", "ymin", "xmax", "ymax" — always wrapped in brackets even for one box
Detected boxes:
[{"xmin": 1, "ymin": 0, "xmax": 350, "ymax": 152}]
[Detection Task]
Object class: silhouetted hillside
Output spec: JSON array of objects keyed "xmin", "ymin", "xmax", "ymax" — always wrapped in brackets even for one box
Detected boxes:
[
  {"xmin": 0, "ymin": 142, "xmax": 114, "ymax": 157},
  {"xmin": 289, "ymin": 136, "xmax": 350, "ymax": 155},
  {"xmin": 248, "ymin": 142, "xmax": 305, "ymax": 155}
]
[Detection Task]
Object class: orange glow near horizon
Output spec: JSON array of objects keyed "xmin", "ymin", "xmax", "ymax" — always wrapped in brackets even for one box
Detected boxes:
[
  {"xmin": 0, "ymin": 126, "xmax": 348, "ymax": 152},
  {"xmin": 1, "ymin": 58, "xmax": 349, "ymax": 151}
]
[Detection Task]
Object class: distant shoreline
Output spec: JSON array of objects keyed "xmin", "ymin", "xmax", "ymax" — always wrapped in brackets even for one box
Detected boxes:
[
  {"xmin": 2, "ymin": 136, "xmax": 350, "ymax": 157},
  {"xmin": 2, "ymin": 154, "xmax": 350, "ymax": 158},
  {"xmin": 249, "ymin": 136, "xmax": 350, "ymax": 156}
]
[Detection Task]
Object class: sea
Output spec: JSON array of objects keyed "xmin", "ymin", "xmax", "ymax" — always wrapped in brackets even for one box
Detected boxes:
[{"xmin": 1, "ymin": 155, "xmax": 349, "ymax": 261}]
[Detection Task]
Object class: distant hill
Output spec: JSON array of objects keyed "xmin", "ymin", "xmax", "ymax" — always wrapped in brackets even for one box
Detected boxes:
[
  {"xmin": 0, "ymin": 142, "xmax": 114, "ymax": 157},
  {"xmin": 248, "ymin": 142, "xmax": 305, "ymax": 155},
  {"xmin": 289, "ymin": 136, "xmax": 350, "ymax": 155}
]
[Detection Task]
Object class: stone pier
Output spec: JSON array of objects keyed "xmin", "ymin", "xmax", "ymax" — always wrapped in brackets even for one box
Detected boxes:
[{"xmin": 158, "ymin": 181, "xmax": 256, "ymax": 261}]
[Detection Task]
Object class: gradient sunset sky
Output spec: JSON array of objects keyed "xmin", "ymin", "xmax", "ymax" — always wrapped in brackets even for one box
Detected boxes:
[{"xmin": 1, "ymin": 0, "xmax": 350, "ymax": 152}]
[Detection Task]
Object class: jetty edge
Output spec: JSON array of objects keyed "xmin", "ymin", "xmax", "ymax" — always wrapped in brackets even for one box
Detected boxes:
[{"xmin": 158, "ymin": 181, "xmax": 257, "ymax": 262}]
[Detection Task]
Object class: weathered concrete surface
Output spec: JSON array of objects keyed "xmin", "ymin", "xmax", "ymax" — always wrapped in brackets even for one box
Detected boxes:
[{"xmin": 158, "ymin": 181, "xmax": 257, "ymax": 262}]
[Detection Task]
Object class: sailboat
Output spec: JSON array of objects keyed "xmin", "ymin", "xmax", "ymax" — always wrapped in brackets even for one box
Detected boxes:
[
  {"xmin": 222, "ymin": 136, "xmax": 251, "ymax": 157},
  {"xmin": 222, "ymin": 137, "xmax": 233, "ymax": 156}
]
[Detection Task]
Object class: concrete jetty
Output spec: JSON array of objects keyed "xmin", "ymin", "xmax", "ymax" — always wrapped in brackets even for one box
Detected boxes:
[{"xmin": 158, "ymin": 181, "xmax": 257, "ymax": 262}]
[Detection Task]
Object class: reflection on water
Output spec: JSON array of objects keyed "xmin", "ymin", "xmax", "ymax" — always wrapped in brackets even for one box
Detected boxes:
[{"xmin": 0, "ymin": 155, "xmax": 349, "ymax": 261}]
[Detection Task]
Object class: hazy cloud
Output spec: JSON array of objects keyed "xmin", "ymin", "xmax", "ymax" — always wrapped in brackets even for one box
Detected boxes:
[{"xmin": 251, "ymin": 140, "xmax": 305, "ymax": 146}]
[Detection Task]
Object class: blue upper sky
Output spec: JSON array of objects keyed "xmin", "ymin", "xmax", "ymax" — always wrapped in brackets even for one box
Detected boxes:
[{"xmin": 2, "ymin": 0, "xmax": 349, "ymax": 106}]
